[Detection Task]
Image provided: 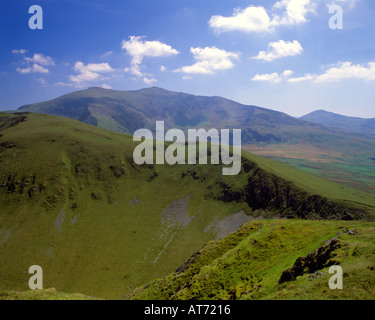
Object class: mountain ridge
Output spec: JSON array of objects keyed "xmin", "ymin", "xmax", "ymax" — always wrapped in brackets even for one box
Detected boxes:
[
  {"xmin": 301, "ymin": 109, "xmax": 375, "ymax": 135},
  {"xmin": 18, "ymin": 86, "xmax": 335, "ymax": 144},
  {"xmin": 17, "ymin": 87, "xmax": 375, "ymax": 193}
]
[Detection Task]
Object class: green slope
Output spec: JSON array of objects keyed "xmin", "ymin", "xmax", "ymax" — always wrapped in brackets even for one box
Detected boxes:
[
  {"xmin": 0, "ymin": 288, "xmax": 97, "ymax": 300},
  {"xmin": 127, "ymin": 219, "xmax": 375, "ymax": 300},
  {"xmin": 243, "ymin": 152, "xmax": 375, "ymax": 209},
  {"xmin": 0, "ymin": 112, "xmax": 374, "ymax": 300}
]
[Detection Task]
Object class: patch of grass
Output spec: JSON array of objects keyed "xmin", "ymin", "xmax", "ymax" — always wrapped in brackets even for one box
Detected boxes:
[{"xmin": 0, "ymin": 288, "xmax": 98, "ymax": 300}]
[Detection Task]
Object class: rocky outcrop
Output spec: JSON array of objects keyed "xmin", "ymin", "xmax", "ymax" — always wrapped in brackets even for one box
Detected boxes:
[
  {"xmin": 0, "ymin": 114, "xmax": 28, "ymax": 132},
  {"xmin": 215, "ymin": 158, "xmax": 367, "ymax": 221},
  {"xmin": 279, "ymin": 238, "xmax": 341, "ymax": 284}
]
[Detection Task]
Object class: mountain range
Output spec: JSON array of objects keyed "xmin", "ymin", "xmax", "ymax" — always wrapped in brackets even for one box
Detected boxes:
[
  {"xmin": 18, "ymin": 86, "xmax": 360, "ymax": 145},
  {"xmin": 301, "ymin": 110, "xmax": 375, "ymax": 135},
  {"xmin": 18, "ymin": 87, "xmax": 375, "ymax": 193}
]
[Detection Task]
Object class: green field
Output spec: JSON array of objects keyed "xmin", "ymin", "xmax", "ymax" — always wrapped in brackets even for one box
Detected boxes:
[
  {"xmin": 0, "ymin": 288, "xmax": 98, "ymax": 300},
  {"xmin": 244, "ymin": 143, "xmax": 375, "ymax": 194}
]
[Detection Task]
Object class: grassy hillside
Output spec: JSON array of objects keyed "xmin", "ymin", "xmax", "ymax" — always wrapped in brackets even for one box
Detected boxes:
[
  {"xmin": 0, "ymin": 112, "xmax": 374, "ymax": 299},
  {"xmin": 0, "ymin": 288, "xmax": 97, "ymax": 300},
  {"xmin": 128, "ymin": 219, "xmax": 375, "ymax": 300}
]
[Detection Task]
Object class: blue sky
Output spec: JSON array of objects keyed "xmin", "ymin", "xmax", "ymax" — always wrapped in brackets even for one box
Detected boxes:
[{"xmin": 1, "ymin": 0, "xmax": 375, "ymax": 118}]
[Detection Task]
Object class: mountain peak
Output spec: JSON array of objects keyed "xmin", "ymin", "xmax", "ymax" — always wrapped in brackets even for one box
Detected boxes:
[
  {"xmin": 301, "ymin": 109, "xmax": 375, "ymax": 135},
  {"xmin": 314, "ymin": 109, "xmax": 330, "ymax": 114},
  {"xmin": 135, "ymin": 86, "xmax": 180, "ymax": 96},
  {"xmin": 86, "ymin": 86, "xmax": 112, "ymax": 91},
  {"xmin": 301, "ymin": 110, "xmax": 331, "ymax": 117}
]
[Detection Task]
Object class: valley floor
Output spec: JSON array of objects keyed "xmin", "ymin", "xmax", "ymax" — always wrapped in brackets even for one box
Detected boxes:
[{"xmin": 244, "ymin": 144, "xmax": 375, "ymax": 195}]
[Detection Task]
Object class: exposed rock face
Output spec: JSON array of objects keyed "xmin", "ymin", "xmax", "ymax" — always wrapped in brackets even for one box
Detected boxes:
[
  {"xmin": 214, "ymin": 158, "xmax": 366, "ymax": 221},
  {"xmin": 0, "ymin": 114, "xmax": 28, "ymax": 132},
  {"xmin": 279, "ymin": 238, "xmax": 341, "ymax": 284},
  {"xmin": 204, "ymin": 210, "xmax": 262, "ymax": 240},
  {"xmin": 161, "ymin": 195, "xmax": 193, "ymax": 228}
]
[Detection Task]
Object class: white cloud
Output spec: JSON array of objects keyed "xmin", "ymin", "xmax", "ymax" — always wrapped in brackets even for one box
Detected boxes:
[
  {"xmin": 252, "ymin": 40, "xmax": 303, "ymax": 62},
  {"xmin": 101, "ymin": 83, "xmax": 112, "ymax": 89},
  {"xmin": 328, "ymin": 0, "xmax": 359, "ymax": 9},
  {"xmin": 25, "ymin": 53, "xmax": 55, "ymax": 66},
  {"xmin": 143, "ymin": 77, "xmax": 157, "ymax": 85},
  {"xmin": 69, "ymin": 61, "xmax": 114, "ymax": 87},
  {"xmin": 160, "ymin": 65, "xmax": 167, "ymax": 72},
  {"xmin": 12, "ymin": 49, "xmax": 28, "ymax": 54},
  {"xmin": 31, "ymin": 64, "xmax": 50, "ymax": 73},
  {"xmin": 282, "ymin": 70, "xmax": 294, "ymax": 77},
  {"xmin": 15, "ymin": 52, "xmax": 55, "ymax": 75},
  {"xmin": 271, "ymin": 0, "xmax": 316, "ymax": 26},
  {"xmin": 16, "ymin": 67, "xmax": 32, "ymax": 74},
  {"xmin": 121, "ymin": 36, "xmax": 179, "ymax": 83},
  {"xmin": 252, "ymin": 72, "xmax": 281, "ymax": 83},
  {"xmin": 209, "ymin": 1, "xmax": 315, "ymax": 34},
  {"xmin": 288, "ymin": 74, "xmax": 314, "ymax": 82},
  {"xmin": 175, "ymin": 46, "xmax": 240, "ymax": 75},
  {"xmin": 101, "ymin": 51, "xmax": 113, "ymax": 58},
  {"xmin": 54, "ymin": 81, "xmax": 73, "ymax": 87},
  {"xmin": 258, "ymin": 61, "xmax": 375, "ymax": 84},
  {"xmin": 122, "ymin": 36, "xmax": 179, "ymax": 59},
  {"xmin": 252, "ymin": 70, "xmax": 293, "ymax": 83},
  {"xmin": 314, "ymin": 61, "xmax": 375, "ymax": 82},
  {"xmin": 16, "ymin": 63, "xmax": 50, "ymax": 74},
  {"xmin": 209, "ymin": 6, "xmax": 271, "ymax": 33}
]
